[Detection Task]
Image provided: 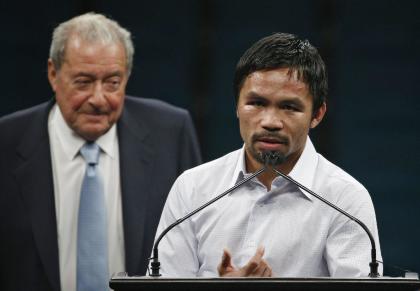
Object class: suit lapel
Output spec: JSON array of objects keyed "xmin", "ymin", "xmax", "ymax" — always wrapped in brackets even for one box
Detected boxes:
[
  {"xmin": 118, "ymin": 106, "xmax": 156, "ymax": 274},
  {"xmin": 13, "ymin": 102, "xmax": 60, "ymax": 291}
]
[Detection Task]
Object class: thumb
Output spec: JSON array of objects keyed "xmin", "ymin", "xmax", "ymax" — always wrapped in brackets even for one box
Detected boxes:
[{"xmin": 218, "ymin": 249, "xmax": 234, "ymax": 275}]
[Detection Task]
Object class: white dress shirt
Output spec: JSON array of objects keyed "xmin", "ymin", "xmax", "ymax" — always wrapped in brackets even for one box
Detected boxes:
[
  {"xmin": 48, "ymin": 105, "xmax": 125, "ymax": 291},
  {"xmin": 155, "ymin": 137, "xmax": 382, "ymax": 277}
]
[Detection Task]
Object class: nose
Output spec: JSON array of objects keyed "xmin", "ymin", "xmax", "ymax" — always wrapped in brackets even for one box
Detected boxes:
[
  {"xmin": 261, "ymin": 108, "xmax": 283, "ymax": 132},
  {"xmin": 88, "ymin": 81, "xmax": 107, "ymax": 108}
]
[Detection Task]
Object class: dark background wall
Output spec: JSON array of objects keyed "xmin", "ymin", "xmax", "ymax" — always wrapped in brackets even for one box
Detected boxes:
[{"xmin": 1, "ymin": 0, "xmax": 419, "ymax": 277}]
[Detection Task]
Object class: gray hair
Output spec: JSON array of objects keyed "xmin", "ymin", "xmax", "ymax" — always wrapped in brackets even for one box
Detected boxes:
[{"xmin": 49, "ymin": 12, "xmax": 134, "ymax": 74}]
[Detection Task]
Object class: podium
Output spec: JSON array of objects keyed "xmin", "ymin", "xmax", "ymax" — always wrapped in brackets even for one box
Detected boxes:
[{"xmin": 110, "ymin": 274, "xmax": 420, "ymax": 291}]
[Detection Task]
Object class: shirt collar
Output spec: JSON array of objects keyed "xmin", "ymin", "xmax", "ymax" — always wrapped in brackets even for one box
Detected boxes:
[
  {"xmin": 287, "ymin": 137, "xmax": 318, "ymax": 200},
  {"xmin": 231, "ymin": 145, "xmax": 250, "ymax": 186},
  {"xmin": 231, "ymin": 137, "xmax": 318, "ymax": 200},
  {"xmin": 51, "ymin": 104, "xmax": 117, "ymax": 160},
  {"xmin": 230, "ymin": 145, "xmax": 265, "ymax": 194}
]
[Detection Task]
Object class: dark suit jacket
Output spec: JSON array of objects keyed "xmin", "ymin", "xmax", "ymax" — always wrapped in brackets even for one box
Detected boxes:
[{"xmin": 0, "ymin": 96, "xmax": 202, "ymax": 291}]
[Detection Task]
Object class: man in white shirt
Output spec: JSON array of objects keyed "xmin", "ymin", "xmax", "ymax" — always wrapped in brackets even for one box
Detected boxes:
[
  {"xmin": 0, "ymin": 13, "xmax": 201, "ymax": 291},
  {"xmin": 154, "ymin": 33, "xmax": 382, "ymax": 277}
]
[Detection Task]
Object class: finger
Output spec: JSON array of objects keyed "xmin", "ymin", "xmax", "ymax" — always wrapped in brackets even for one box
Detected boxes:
[
  {"xmin": 241, "ymin": 246, "xmax": 265, "ymax": 275},
  {"xmin": 267, "ymin": 265, "xmax": 273, "ymax": 277},
  {"xmin": 255, "ymin": 245, "xmax": 265, "ymax": 258},
  {"xmin": 261, "ymin": 263, "xmax": 272, "ymax": 277},
  {"xmin": 250, "ymin": 265, "xmax": 267, "ymax": 277},
  {"xmin": 250, "ymin": 259, "xmax": 269, "ymax": 277},
  {"xmin": 218, "ymin": 249, "xmax": 233, "ymax": 275},
  {"xmin": 220, "ymin": 249, "xmax": 232, "ymax": 268}
]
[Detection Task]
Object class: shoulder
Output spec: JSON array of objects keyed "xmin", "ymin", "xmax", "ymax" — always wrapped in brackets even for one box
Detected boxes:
[
  {"xmin": 124, "ymin": 95, "xmax": 189, "ymax": 117},
  {"xmin": 122, "ymin": 95, "xmax": 196, "ymax": 137},
  {"xmin": 318, "ymin": 155, "xmax": 365, "ymax": 188},
  {"xmin": 314, "ymin": 155, "xmax": 379, "ymax": 242},
  {"xmin": 173, "ymin": 149, "xmax": 241, "ymax": 192},
  {"xmin": 184, "ymin": 149, "xmax": 240, "ymax": 175},
  {"xmin": 314, "ymin": 154, "xmax": 371, "ymax": 204},
  {"xmin": 122, "ymin": 96, "xmax": 192, "ymax": 130},
  {"xmin": 0, "ymin": 102, "xmax": 50, "ymax": 127},
  {"xmin": 0, "ymin": 102, "xmax": 51, "ymax": 147}
]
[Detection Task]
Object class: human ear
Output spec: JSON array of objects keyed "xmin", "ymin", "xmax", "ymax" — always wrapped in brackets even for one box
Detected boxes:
[
  {"xmin": 310, "ymin": 102, "xmax": 327, "ymax": 129},
  {"xmin": 47, "ymin": 59, "xmax": 58, "ymax": 92}
]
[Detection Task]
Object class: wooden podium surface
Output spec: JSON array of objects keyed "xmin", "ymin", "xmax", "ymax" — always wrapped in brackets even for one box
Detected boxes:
[{"xmin": 110, "ymin": 275, "xmax": 420, "ymax": 291}]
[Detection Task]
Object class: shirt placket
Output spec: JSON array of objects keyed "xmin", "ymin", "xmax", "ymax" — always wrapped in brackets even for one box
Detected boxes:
[{"xmin": 239, "ymin": 181, "xmax": 269, "ymax": 265}]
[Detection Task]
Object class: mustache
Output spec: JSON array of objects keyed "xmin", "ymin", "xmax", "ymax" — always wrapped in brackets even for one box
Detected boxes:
[
  {"xmin": 251, "ymin": 132, "xmax": 289, "ymax": 144},
  {"xmin": 79, "ymin": 106, "xmax": 110, "ymax": 115}
]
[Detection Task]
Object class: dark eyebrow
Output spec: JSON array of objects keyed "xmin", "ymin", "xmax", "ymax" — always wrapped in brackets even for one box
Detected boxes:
[
  {"xmin": 104, "ymin": 71, "xmax": 124, "ymax": 78},
  {"xmin": 244, "ymin": 91, "xmax": 268, "ymax": 100},
  {"xmin": 245, "ymin": 92, "xmax": 305, "ymax": 105},
  {"xmin": 73, "ymin": 72, "xmax": 95, "ymax": 79},
  {"xmin": 72, "ymin": 71, "xmax": 124, "ymax": 79}
]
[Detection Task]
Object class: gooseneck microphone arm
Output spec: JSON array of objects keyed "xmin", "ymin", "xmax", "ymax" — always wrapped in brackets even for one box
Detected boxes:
[
  {"xmin": 269, "ymin": 159, "xmax": 379, "ymax": 278},
  {"xmin": 149, "ymin": 163, "xmax": 268, "ymax": 277}
]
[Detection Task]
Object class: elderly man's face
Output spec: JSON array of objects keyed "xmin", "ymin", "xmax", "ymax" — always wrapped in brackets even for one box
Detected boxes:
[{"xmin": 48, "ymin": 37, "xmax": 129, "ymax": 141}]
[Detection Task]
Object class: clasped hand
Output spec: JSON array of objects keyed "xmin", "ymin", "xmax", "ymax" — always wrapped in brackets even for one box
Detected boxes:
[{"xmin": 217, "ymin": 246, "xmax": 272, "ymax": 277}]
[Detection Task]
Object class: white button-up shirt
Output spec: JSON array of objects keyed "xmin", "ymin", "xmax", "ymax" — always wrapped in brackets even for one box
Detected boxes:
[
  {"xmin": 48, "ymin": 104, "xmax": 125, "ymax": 291},
  {"xmin": 154, "ymin": 137, "xmax": 382, "ymax": 277}
]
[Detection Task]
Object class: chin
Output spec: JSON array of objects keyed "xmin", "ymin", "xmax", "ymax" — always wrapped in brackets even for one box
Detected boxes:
[{"xmin": 78, "ymin": 127, "xmax": 108, "ymax": 141}]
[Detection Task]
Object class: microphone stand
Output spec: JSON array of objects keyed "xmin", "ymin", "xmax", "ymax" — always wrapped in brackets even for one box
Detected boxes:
[
  {"xmin": 269, "ymin": 165, "xmax": 380, "ymax": 278},
  {"xmin": 149, "ymin": 165, "xmax": 268, "ymax": 277},
  {"xmin": 149, "ymin": 152, "xmax": 379, "ymax": 278}
]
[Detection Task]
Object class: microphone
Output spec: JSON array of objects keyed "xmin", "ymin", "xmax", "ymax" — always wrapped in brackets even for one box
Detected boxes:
[
  {"xmin": 266, "ymin": 151, "xmax": 380, "ymax": 278},
  {"xmin": 149, "ymin": 152, "xmax": 273, "ymax": 277}
]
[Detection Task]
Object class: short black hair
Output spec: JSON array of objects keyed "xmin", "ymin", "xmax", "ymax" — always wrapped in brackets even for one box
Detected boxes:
[{"xmin": 234, "ymin": 32, "xmax": 328, "ymax": 114}]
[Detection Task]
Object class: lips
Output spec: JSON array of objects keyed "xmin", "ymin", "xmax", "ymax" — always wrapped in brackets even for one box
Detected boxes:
[
  {"xmin": 258, "ymin": 136, "xmax": 284, "ymax": 143},
  {"xmin": 81, "ymin": 112, "xmax": 108, "ymax": 123},
  {"xmin": 81, "ymin": 110, "xmax": 109, "ymax": 115},
  {"xmin": 253, "ymin": 135, "xmax": 288, "ymax": 151}
]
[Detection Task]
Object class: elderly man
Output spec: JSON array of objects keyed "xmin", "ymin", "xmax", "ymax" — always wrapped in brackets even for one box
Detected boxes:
[
  {"xmin": 154, "ymin": 33, "xmax": 382, "ymax": 277},
  {"xmin": 0, "ymin": 13, "xmax": 201, "ymax": 291}
]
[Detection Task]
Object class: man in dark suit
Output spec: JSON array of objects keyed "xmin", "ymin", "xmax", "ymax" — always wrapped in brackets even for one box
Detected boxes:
[{"xmin": 0, "ymin": 13, "xmax": 201, "ymax": 291}]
